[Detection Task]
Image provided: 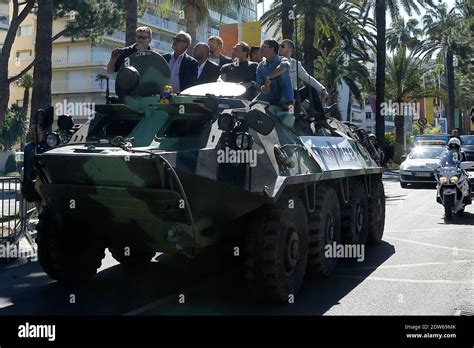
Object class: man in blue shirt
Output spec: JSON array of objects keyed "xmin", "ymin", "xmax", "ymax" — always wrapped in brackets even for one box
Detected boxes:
[{"xmin": 254, "ymin": 39, "xmax": 294, "ymax": 109}]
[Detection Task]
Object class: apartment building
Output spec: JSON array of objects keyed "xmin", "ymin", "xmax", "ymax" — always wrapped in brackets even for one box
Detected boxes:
[
  {"xmin": 0, "ymin": 0, "xmax": 9, "ymax": 52},
  {"xmin": 8, "ymin": 0, "xmax": 258, "ymax": 122}
]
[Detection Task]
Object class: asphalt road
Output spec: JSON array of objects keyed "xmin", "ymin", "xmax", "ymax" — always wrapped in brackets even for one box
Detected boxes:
[{"xmin": 0, "ymin": 172, "xmax": 472, "ymax": 316}]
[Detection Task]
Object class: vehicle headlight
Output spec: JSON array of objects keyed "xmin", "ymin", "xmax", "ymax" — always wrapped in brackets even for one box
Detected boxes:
[
  {"xmin": 449, "ymin": 176, "xmax": 459, "ymax": 184},
  {"xmin": 439, "ymin": 176, "xmax": 448, "ymax": 184},
  {"xmin": 400, "ymin": 164, "xmax": 411, "ymax": 171},
  {"xmin": 46, "ymin": 132, "xmax": 60, "ymax": 147}
]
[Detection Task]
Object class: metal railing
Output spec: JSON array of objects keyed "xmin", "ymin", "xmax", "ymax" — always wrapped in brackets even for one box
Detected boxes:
[
  {"xmin": 0, "ymin": 177, "xmax": 37, "ymax": 260},
  {"xmin": 51, "ymin": 79, "xmax": 116, "ymax": 94}
]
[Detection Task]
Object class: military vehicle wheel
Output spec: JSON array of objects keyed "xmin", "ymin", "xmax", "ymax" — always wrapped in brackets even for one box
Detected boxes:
[
  {"xmin": 109, "ymin": 246, "xmax": 156, "ymax": 266},
  {"xmin": 367, "ymin": 179, "xmax": 385, "ymax": 244},
  {"xmin": 36, "ymin": 207, "xmax": 105, "ymax": 283},
  {"xmin": 341, "ymin": 182, "xmax": 368, "ymax": 245},
  {"xmin": 306, "ymin": 185, "xmax": 341, "ymax": 278},
  {"xmin": 244, "ymin": 196, "xmax": 308, "ymax": 303}
]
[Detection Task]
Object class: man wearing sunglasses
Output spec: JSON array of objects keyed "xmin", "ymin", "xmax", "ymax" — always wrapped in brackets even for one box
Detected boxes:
[
  {"xmin": 266, "ymin": 39, "xmax": 329, "ymax": 124},
  {"xmin": 254, "ymin": 39, "xmax": 294, "ymax": 109},
  {"xmin": 163, "ymin": 31, "xmax": 199, "ymax": 93},
  {"xmin": 107, "ymin": 26, "xmax": 153, "ymax": 73}
]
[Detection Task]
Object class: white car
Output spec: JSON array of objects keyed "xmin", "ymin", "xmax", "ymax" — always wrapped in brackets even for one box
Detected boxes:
[{"xmin": 399, "ymin": 146, "xmax": 448, "ymax": 188}]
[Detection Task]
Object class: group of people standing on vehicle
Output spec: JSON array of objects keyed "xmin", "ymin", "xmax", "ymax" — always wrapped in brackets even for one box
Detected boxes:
[{"xmin": 106, "ymin": 26, "xmax": 329, "ymax": 122}]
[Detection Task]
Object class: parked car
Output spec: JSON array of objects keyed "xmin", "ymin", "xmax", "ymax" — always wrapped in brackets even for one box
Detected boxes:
[
  {"xmin": 399, "ymin": 146, "xmax": 448, "ymax": 188},
  {"xmin": 461, "ymin": 135, "xmax": 474, "ymax": 161}
]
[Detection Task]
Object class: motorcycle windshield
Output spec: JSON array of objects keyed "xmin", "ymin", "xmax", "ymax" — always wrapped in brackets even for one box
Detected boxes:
[{"xmin": 438, "ymin": 151, "xmax": 462, "ymax": 167}]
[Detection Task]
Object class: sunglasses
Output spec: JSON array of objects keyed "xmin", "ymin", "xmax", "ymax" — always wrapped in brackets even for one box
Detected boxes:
[{"xmin": 136, "ymin": 35, "xmax": 150, "ymax": 39}]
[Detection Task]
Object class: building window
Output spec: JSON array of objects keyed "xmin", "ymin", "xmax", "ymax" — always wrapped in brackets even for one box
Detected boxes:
[
  {"xmin": 18, "ymin": 25, "xmax": 33, "ymax": 36},
  {"xmin": 366, "ymin": 112, "xmax": 372, "ymax": 119}
]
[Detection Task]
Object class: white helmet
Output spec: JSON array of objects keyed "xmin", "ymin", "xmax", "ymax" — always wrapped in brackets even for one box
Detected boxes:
[{"xmin": 448, "ymin": 137, "xmax": 461, "ymax": 150}]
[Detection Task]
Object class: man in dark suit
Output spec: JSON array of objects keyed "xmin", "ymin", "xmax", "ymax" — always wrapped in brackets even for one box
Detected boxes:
[
  {"xmin": 192, "ymin": 42, "xmax": 220, "ymax": 85},
  {"xmin": 208, "ymin": 35, "xmax": 233, "ymax": 67},
  {"xmin": 162, "ymin": 31, "xmax": 198, "ymax": 93}
]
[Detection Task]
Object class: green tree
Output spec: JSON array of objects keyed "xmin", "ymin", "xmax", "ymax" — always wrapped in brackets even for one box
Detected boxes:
[
  {"xmin": 416, "ymin": 3, "xmax": 463, "ymax": 134},
  {"xmin": 315, "ymin": 47, "xmax": 371, "ymax": 120},
  {"xmin": 0, "ymin": 103, "xmax": 28, "ymax": 151},
  {"xmin": 16, "ymin": 73, "xmax": 33, "ymax": 120},
  {"xmin": 386, "ymin": 18, "xmax": 423, "ymax": 52},
  {"xmin": 165, "ymin": 0, "xmax": 251, "ymax": 48},
  {"xmin": 0, "ymin": 0, "xmax": 36, "ymax": 127},
  {"xmin": 384, "ymin": 47, "xmax": 444, "ymax": 162},
  {"xmin": 361, "ymin": 0, "xmax": 435, "ymax": 150}
]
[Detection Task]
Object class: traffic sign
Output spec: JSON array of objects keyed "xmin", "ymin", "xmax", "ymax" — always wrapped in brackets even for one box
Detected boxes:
[{"xmin": 418, "ymin": 117, "xmax": 428, "ymax": 127}]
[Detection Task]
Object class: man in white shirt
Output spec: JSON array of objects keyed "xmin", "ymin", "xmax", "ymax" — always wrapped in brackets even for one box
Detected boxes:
[
  {"xmin": 192, "ymin": 42, "xmax": 220, "ymax": 85},
  {"xmin": 267, "ymin": 39, "xmax": 329, "ymax": 124}
]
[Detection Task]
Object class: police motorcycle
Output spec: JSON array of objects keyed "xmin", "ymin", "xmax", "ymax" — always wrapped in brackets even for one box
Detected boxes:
[{"xmin": 435, "ymin": 138, "xmax": 474, "ymax": 220}]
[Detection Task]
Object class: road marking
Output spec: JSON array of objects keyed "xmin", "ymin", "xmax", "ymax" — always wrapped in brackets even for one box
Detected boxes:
[
  {"xmin": 385, "ymin": 226, "xmax": 470, "ymax": 233},
  {"xmin": 122, "ymin": 274, "xmax": 225, "ymax": 316},
  {"xmin": 383, "ymin": 235, "xmax": 474, "ymax": 253},
  {"xmin": 337, "ymin": 259, "xmax": 473, "ymax": 271},
  {"xmin": 335, "ymin": 274, "xmax": 474, "ymax": 285},
  {"xmin": 405, "ymin": 211, "xmax": 442, "ymax": 218}
]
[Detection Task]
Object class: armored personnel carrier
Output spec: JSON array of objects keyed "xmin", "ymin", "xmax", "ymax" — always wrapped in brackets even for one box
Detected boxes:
[{"xmin": 33, "ymin": 51, "xmax": 385, "ymax": 303}]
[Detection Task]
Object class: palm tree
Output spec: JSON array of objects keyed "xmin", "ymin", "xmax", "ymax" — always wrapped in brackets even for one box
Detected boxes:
[
  {"xmin": 16, "ymin": 73, "xmax": 33, "ymax": 120},
  {"xmin": 281, "ymin": 0, "xmax": 294, "ymax": 39},
  {"xmin": 416, "ymin": 3, "xmax": 462, "ymax": 134},
  {"xmin": 385, "ymin": 47, "xmax": 443, "ymax": 161},
  {"xmin": 386, "ymin": 18, "xmax": 423, "ymax": 52},
  {"xmin": 162, "ymin": 0, "xmax": 252, "ymax": 48},
  {"xmin": 125, "ymin": 0, "xmax": 138, "ymax": 46},
  {"xmin": 315, "ymin": 47, "xmax": 371, "ymax": 120},
  {"xmin": 361, "ymin": 0, "xmax": 435, "ymax": 150}
]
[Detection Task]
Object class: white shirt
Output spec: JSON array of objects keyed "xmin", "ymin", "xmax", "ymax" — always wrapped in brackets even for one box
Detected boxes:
[{"xmin": 287, "ymin": 58, "xmax": 326, "ymax": 93}]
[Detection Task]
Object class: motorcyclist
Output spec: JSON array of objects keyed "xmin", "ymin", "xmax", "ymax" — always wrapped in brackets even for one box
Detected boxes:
[{"xmin": 439, "ymin": 138, "xmax": 466, "ymax": 166}]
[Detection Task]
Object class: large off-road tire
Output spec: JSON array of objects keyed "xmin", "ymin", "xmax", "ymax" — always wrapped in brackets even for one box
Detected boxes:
[
  {"xmin": 306, "ymin": 185, "xmax": 341, "ymax": 278},
  {"xmin": 36, "ymin": 207, "xmax": 106, "ymax": 283},
  {"xmin": 341, "ymin": 182, "xmax": 369, "ymax": 245},
  {"xmin": 244, "ymin": 195, "xmax": 308, "ymax": 303},
  {"xmin": 109, "ymin": 246, "xmax": 156, "ymax": 266},
  {"xmin": 444, "ymin": 194, "xmax": 454, "ymax": 221},
  {"xmin": 367, "ymin": 178, "xmax": 385, "ymax": 244}
]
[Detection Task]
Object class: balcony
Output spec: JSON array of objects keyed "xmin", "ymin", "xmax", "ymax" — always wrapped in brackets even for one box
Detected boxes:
[
  {"xmin": 140, "ymin": 13, "xmax": 185, "ymax": 34},
  {"xmin": 51, "ymin": 52, "xmax": 112, "ymax": 67},
  {"xmin": 0, "ymin": 13, "xmax": 8, "ymax": 30},
  {"xmin": 103, "ymin": 30, "xmax": 126, "ymax": 43},
  {"xmin": 151, "ymin": 39, "xmax": 171, "ymax": 53},
  {"xmin": 51, "ymin": 78, "xmax": 116, "ymax": 94}
]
